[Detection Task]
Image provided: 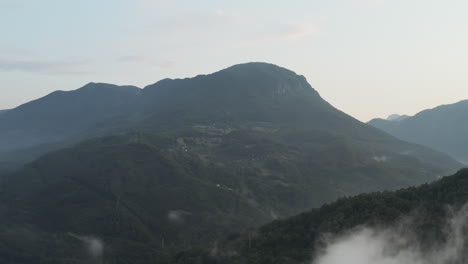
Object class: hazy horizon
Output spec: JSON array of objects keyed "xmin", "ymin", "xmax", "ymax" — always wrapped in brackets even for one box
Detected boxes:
[{"xmin": 1, "ymin": 0, "xmax": 467, "ymax": 122}]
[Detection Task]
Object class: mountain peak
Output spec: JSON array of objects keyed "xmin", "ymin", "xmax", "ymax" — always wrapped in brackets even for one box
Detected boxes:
[
  {"xmin": 144, "ymin": 62, "xmax": 315, "ymax": 100},
  {"xmin": 138, "ymin": 62, "xmax": 328, "ymax": 128},
  {"xmin": 221, "ymin": 62, "xmax": 297, "ymax": 74},
  {"xmin": 219, "ymin": 62, "xmax": 308, "ymax": 83}
]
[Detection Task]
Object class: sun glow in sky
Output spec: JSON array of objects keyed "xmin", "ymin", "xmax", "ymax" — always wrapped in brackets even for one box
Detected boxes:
[{"xmin": 1, "ymin": 0, "xmax": 468, "ymax": 121}]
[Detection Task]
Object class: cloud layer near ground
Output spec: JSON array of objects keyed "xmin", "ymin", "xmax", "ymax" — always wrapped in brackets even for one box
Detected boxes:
[{"xmin": 313, "ymin": 204, "xmax": 468, "ymax": 264}]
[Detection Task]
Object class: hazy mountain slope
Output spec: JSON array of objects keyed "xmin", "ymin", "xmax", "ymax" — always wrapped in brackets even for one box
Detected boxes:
[
  {"xmin": 186, "ymin": 168, "xmax": 468, "ymax": 264},
  {"xmin": 0, "ymin": 83, "xmax": 140, "ymax": 152},
  {"xmin": 0, "ymin": 141, "xmax": 69, "ymax": 173},
  {"xmin": 0, "ymin": 63, "xmax": 460, "ymax": 174},
  {"xmin": 0, "ymin": 133, "xmax": 271, "ymax": 263},
  {"xmin": 0, "ymin": 63, "xmax": 460, "ymax": 177},
  {"xmin": 0, "ymin": 129, "xmax": 460, "ymax": 263},
  {"xmin": 83, "ymin": 62, "xmax": 461, "ymax": 177},
  {"xmin": 369, "ymin": 100, "xmax": 468, "ymax": 164},
  {"xmin": 134, "ymin": 63, "xmax": 408, "ymax": 142}
]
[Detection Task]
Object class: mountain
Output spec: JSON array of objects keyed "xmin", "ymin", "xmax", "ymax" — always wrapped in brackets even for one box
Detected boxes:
[
  {"xmin": 0, "ymin": 110, "xmax": 8, "ymax": 115},
  {"xmin": 386, "ymin": 114, "xmax": 409, "ymax": 121},
  {"xmin": 0, "ymin": 83, "xmax": 140, "ymax": 152},
  {"xmin": 183, "ymin": 168, "xmax": 468, "ymax": 264},
  {"xmin": 0, "ymin": 83, "xmax": 140, "ymax": 170},
  {"xmin": 0, "ymin": 63, "xmax": 461, "ymax": 172},
  {"xmin": 0, "ymin": 63, "xmax": 462, "ymax": 263},
  {"xmin": 0, "ymin": 133, "xmax": 273, "ymax": 263},
  {"xmin": 369, "ymin": 100, "xmax": 468, "ymax": 164}
]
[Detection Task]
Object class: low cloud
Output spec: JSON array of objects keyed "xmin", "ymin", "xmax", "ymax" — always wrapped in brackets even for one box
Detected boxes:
[
  {"xmin": 139, "ymin": 8, "xmax": 318, "ymax": 48},
  {"xmin": 158, "ymin": 60, "xmax": 175, "ymax": 68},
  {"xmin": 150, "ymin": 10, "xmax": 238, "ymax": 32},
  {"xmin": 0, "ymin": 58, "xmax": 91, "ymax": 75},
  {"xmin": 167, "ymin": 209, "xmax": 192, "ymax": 224},
  {"xmin": 0, "ymin": 47, "xmax": 35, "ymax": 58},
  {"xmin": 313, "ymin": 203, "xmax": 468, "ymax": 264},
  {"xmin": 0, "ymin": 0, "xmax": 23, "ymax": 8},
  {"xmin": 233, "ymin": 21, "xmax": 319, "ymax": 48},
  {"xmin": 350, "ymin": 0, "xmax": 385, "ymax": 3},
  {"xmin": 0, "ymin": 47, "xmax": 91, "ymax": 75},
  {"xmin": 373, "ymin": 155, "xmax": 389, "ymax": 162},
  {"xmin": 117, "ymin": 55, "xmax": 148, "ymax": 63},
  {"xmin": 69, "ymin": 233, "xmax": 104, "ymax": 259},
  {"xmin": 117, "ymin": 56, "xmax": 175, "ymax": 68},
  {"xmin": 273, "ymin": 22, "xmax": 320, "ymax": 41}
]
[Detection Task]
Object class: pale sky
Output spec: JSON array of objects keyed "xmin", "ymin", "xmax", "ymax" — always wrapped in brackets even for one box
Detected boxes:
[{"xmin": 1, "ymin": 0, "xmax": 467, "ymax": 121}]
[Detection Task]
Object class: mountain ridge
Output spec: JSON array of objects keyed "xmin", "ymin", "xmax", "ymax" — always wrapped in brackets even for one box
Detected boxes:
[
  {"xmin": 369, "ymin": 99, "xmax": 468, "ymax": 163},
  {"xmin": 0, "ymin": 62, "xmax": 460, "ymax": 175},
  {"xmin": 0, "ymin": 82, "xmax": 140, "ymax": 152}
]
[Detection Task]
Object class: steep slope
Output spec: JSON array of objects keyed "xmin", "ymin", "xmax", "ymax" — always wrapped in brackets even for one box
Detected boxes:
[
  {"xmin": 133, "ymin": 63, "xmax": 411, "ymax": 141},
  {"xmin": 186, "ymin": 168, "xmax": 468, "ymax": 264},
  {"xmin": 369, "ymin": 100, "xmax": 468, "ymax": 164}
]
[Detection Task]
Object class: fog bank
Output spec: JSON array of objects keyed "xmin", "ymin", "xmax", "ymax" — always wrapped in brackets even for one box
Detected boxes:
[{"xmin": 313, "ymin": 204, "xmax": 468, "ymax": 264}]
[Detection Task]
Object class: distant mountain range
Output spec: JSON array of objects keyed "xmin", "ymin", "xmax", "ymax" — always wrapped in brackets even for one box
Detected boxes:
[
  {"xmin": 369, "ymin": 100, "xmax": 468, "ymax": 164},
  {"xmin": 0, "ymin": 63, "xmax": 462, "ymax": 263}
]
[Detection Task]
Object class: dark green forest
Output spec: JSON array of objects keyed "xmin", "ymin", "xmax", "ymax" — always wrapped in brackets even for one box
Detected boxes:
[{"xmin": 176, "ymin": 169, "xmax": 468, "ymax": 264}]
